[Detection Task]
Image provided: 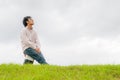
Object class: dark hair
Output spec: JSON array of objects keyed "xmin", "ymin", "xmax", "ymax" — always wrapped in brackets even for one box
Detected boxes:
[{"xmin": 23, "ymin": 16, "xmax": 31, "ymax": 27}]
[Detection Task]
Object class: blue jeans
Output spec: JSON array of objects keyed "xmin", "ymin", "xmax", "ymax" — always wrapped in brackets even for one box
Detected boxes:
[{"xmin": 24, "ymin": 47, "xmax": 47, "ymax": 64}]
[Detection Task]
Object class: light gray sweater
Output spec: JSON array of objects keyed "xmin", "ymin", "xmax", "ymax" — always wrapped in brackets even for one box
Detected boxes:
[{"xmin": 21, "ymin": 27, "xmax": 40, "ymax": 52}]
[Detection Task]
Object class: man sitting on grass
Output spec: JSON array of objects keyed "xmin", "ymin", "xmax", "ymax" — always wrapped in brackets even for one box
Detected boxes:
[{"xmin": 21, "ymin": 16, "xmax": 48, "ymax": 64}]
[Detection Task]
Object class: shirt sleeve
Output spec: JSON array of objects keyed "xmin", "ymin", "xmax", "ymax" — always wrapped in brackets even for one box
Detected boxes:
[
  {"xmin": 35, "ymin": 31, "xmax": 41, "ymax": 48},
  {"xmin": 21, "ymin": 29, "xmax": 37, "ymax": 49}
]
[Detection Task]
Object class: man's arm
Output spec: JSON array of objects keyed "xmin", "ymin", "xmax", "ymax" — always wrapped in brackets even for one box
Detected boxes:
[
  {"xmin": 35, "ymin": 32, "xmax": 41, "ymax": 53},
  {"xmin": 36, "ymin": 33, "xmax": 41, "ymax": 48}
]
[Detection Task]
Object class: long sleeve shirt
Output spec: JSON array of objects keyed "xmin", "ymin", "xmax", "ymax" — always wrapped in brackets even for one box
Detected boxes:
[{"xmin": 20, "ymin": 27, "xmax": 41, "ymax": 52}]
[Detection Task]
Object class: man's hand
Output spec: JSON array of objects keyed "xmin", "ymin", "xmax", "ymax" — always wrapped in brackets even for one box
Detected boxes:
[{"xmin": 35, "ymin": 48, "xmax": 41, "ymax": 53}]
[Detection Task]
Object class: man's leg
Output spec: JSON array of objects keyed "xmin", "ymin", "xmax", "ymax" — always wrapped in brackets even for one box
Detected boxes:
[
  {"xmin": 24, "ymin": 47, "xmax": 48, "ymax": 64},
  {"xmin": 38, "ymin": 52, "xmax": 48, "ymax": 64}
]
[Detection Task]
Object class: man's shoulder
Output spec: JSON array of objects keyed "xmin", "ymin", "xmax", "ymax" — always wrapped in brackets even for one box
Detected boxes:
[{"xmin": 32, "ymin": 29, "xmax": 37, "ymax": 33}]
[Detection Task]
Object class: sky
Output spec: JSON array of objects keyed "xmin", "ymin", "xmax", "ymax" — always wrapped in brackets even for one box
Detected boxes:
[{"xmin": 0, "ymin": 0, "xmax": 120, "ymax": 65}]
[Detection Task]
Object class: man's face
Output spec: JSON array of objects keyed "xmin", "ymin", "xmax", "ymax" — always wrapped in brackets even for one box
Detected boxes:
[{"xmin": 27, "ymin": 18, "xmax": 34, "ymax": 25}]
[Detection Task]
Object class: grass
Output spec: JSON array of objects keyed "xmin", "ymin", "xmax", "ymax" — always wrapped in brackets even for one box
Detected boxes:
[{"xmin": 0, "ymin": 64, "xmax": 120, "ymax": 80}]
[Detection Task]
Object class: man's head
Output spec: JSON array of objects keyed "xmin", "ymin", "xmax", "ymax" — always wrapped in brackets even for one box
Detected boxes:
[{"xmin": 23, "ymin": 16, "xmax": 34, "ymax": 27}]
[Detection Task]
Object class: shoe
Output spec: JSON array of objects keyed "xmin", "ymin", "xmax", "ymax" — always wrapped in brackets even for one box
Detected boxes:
[{"xmin": 23, "ymin": 59, "xmax": 34, "ymax": 64}]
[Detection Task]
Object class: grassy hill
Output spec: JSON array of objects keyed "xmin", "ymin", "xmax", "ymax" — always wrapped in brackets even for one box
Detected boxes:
[{"xmin": 0, "ymin": 64, "xmax": 120, "ymax": 80}]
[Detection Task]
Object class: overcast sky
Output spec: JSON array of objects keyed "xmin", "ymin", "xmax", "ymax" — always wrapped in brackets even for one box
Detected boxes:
[{"xmin": 0, "ymin": 0, "xmax": 120, "ymax": 65}]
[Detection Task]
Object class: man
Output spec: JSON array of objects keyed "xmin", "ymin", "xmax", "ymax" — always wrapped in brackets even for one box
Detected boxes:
[{"xmin": 21, "ymin": 16, "xmax": 48, "ymax": 64}]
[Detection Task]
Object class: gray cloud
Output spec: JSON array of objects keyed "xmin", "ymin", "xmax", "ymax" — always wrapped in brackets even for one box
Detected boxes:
[
  {"xmin": 0, "ymin": 0, "xmax": 120, "ymax": 65},
  {"xmin": 0, "ymin": 0, "xmax": 120, "ymax": 44}
]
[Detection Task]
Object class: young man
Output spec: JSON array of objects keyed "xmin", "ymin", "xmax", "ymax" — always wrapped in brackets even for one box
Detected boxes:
[{"xmin": 21, "ymin": 16, "xmax": 48, "ymax": 64}]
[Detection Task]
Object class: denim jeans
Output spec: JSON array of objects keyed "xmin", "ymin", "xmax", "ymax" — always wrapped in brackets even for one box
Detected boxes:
[{"xmin": 24, "ymin": 47, "xmax": 47, "ymax": 64}]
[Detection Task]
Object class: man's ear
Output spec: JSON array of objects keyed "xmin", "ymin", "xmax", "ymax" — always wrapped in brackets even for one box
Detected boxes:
[{"xmin": 26, "ymin": 21, "xmax": 29, "ymax": 24}]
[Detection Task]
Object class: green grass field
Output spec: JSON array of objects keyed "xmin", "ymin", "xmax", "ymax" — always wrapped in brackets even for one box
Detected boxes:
[{"xmin": 0, "ymin": 64, "xmax": 120, "ymax": 80}]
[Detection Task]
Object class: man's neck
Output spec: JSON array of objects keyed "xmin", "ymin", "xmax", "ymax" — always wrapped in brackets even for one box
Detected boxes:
[{"xmin": 27, "ymin": 25, "xmax": 33, "ymax": 30}]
